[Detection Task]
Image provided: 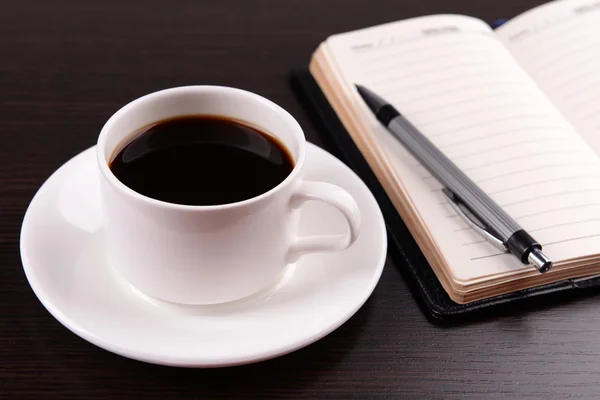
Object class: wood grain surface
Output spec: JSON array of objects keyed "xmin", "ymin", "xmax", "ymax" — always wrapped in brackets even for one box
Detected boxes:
[{"xmin": 2, "ymin": 1, "xmax": 600, "ymax": 398}]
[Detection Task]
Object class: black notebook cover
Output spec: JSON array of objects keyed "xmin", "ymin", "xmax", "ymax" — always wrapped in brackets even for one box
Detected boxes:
[{"xmin": 290, "ymin": 67, "xmax": 600, "ymax": 322}]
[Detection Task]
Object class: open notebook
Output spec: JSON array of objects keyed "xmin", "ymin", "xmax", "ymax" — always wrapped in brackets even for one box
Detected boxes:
[{"xmin": 308, "ymin": 0, "xmax": 600, "ymax": 303}]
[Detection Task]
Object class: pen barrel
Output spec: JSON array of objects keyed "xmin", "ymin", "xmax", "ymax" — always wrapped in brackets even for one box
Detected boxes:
[{"xmin": 388, "ymin": 116, "xmax": 522, "ymax": 241}]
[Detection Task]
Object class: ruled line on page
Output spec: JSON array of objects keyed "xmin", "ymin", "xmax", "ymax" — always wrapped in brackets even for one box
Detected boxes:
[
  {"xmin": 430, "ymin": 173, "xmax": 600, "ymax": 194},
  {"xmin": 539, "ymin": 50, "xmax": 600, "ymax": 81},
  {"xmin": 411, "ymin": 102, "xmax": 541, "ymax": 128},
  {"xmin": 500, "ymin": 188, "xmax": 600, "ymax": 208},
  {"xmin": 573, "ymin": 101, "xmax": 600, "ymax": 114},
  {"xmin": 448, "ymin": 190, "xmax": 600, "ymax": 235},
  {"xmin": 417, "ymin": 149, "xmax": 583, "ymax": 175},
  {"xmin": 363, "ymin": 43, "xmax": 500, "ymax": 72},
  {"xmin": 470, "ymin": 252, "xmax": 510, "ymax": 261},
  {"xmin": 514, "ymin": 202, "xmax": 600, "ymax": 221},
  {"xmin": 364, "ymin": 46, "xmax": 502, "ymax": 75},
  {"xmin": 474, "ymin": 162, "xmax": 595, "ymax": 185},
  {"xmin": 571, "ymin": 91, "xmax": 600, "ymax": 109},
  {"xmin": 517, "ymin": 25, "xmax": 600, "ymax": 58},
  {"xmin": 528, "ymin": 39, "xmax": 600, "ymax": 75},
  {"xmin": 504, "ymin": 5, "xmax": 600, "ymax": 50},
  {"xmin": 445, "ymin": 202, "xmax": 600, "ymax": 229},
  {"xmin": 450, "ymin": 138, "xmax": 573, "ymax": 162},
  {"xmin": 554, "ymin": 66, "xmax": 600, "ymax": 91},
  {"xmin": 355, "ymin": 38, "xmax": 469, "ymax": 59},
  {"xmin": 348, "ymin": 35, "xmax": 442, "ymax": 56},
  {"xmin": 564, "ymin": 79, "xmax": 600, "ymax": 100},
  {"xmin": 470, "ymin": 233, "xmax": 600, "ymax": 261},
  {"xmin": 370, "ymin": 59, "xmax": 522, "ymax": 90},
  {"xmin": 459, "ymin": 215, "xmax": 600, "ymax": 245},
  {"xmin": 544, "ymin": 233, "xmax": 600, "ymax": 247},
  {"xmin": 454, "ymin": 226, "xmax": 472, "ymax": 233},
  {"xmin": 422, "ymin": 161, "xmax": 591, "ymax": 183},
  {"xmin": 426, "ymin": 114, "xmax": 554, "ymax": 139},
  {"xmin": 442, "ymin": 200, "xmax": 600, "ymax": 221},
  {"xmin": 462, "ymin": 239, "xmax": 490, "ymax": 247},
  {"xmin": 516, "ymin": 24, "xmax": 600, "ymax": 63},
  {"xmin": 370, "ymin": 59, "xmax": 511, "ymax": 87},
  {"xmin": 531, "ymin": 218, "xmax": 600, "ymax": 234},
  {"xmin": 460, "ymin": 149, "xmax": 585, "ymax": 171},
  {"xmin": 371, "ymin": 69, "xmax": 527, "ymax": 97},
  {"xmin": 436, "ymin": 126, "xmax": 565, "ymax": 150},
  {"xmin": 579, "ymin": 109, "xmax": 600, "ymax": 122},
  {"xmin": 406, "ymin": 92, "xmax": 540, "ymax": 117},
  {"xmin": 386, "ymin": 82, "xmax": 529, "ymax": 104},
  {"xmin": 486, "ymin": 174, "xmax": 600, "ymax": 196},
  {"xmin": 507, "ymin": 17, "xmax": 582, "ymax": 46},
  {"xmin": 358, "ymin": 35, "xmax": 492, "ymax": 63}
]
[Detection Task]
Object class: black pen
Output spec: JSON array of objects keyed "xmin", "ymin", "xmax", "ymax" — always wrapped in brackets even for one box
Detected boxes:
[{"xmin": 356, "ymin": 84, "xmax": 552, "ymax": 273}]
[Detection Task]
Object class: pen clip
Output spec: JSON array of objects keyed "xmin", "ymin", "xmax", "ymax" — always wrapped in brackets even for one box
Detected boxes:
[{"xmin": 442, "ymin": 188, "xmax": 509, "ymax": 253}]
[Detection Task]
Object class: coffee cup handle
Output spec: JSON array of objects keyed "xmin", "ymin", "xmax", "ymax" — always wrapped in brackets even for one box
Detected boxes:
[{"xmin": 287, "ymin": 181, "xmax": 361, "ymax": 263}]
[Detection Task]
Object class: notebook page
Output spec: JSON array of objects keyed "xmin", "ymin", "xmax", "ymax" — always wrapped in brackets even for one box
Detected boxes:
[
  {"xmin": 323, "ymin": 14, "xmax": 600, "ymax": 283},
  {"xmin": 496, "ymin": 0, "xmax": 600, "ymax": 154}
]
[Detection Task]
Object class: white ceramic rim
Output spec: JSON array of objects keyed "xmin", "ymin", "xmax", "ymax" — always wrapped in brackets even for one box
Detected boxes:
[{"xmin": 96, "ymin": 85, "xmax": 307, "ymax": 211}]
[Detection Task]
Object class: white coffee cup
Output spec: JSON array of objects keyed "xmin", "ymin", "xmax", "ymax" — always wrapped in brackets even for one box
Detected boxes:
[{"xmin": 96, "ymin": 86, "xmax": 361, "ymax": 305}]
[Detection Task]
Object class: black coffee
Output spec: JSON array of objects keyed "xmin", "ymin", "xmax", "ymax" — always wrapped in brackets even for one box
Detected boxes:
[{"xmin": 109, "ymin": 115, "xmax": 295, "ymax": 206}]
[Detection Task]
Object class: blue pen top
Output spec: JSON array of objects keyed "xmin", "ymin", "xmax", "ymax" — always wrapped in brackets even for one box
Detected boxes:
[{"xmin": 491, "ymin": 18, "xmax": 509, "ymax": 29}]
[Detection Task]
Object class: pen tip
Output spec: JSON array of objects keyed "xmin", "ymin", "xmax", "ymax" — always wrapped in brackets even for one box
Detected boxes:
[
  {"xmin": 354, "ymin": 84, "xmax": 388, "ymax": 114},
  {"xmin": 355, "ymin": 84, "xmax": 367, "ymax": 99}
]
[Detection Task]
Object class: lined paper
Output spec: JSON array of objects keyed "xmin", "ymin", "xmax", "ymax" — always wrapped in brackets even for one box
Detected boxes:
[
  {"xmin": 496, "ymin": 0, "xmax": 600, "ymax": 153},
  {"xmin": 324, "ymin": 14, "xmax": 600, "ymax": 281}
]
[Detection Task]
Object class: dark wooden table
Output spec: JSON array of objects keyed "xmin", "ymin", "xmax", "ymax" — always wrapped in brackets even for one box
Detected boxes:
[{"xmin": 2, "ymin": 1, "xmax": 600, "ymax": 398}]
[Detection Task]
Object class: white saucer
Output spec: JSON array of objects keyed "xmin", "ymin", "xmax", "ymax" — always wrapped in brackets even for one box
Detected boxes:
[{"xmin": 20, "ymin": 143, "xmax": 387, "ymax": 367}]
